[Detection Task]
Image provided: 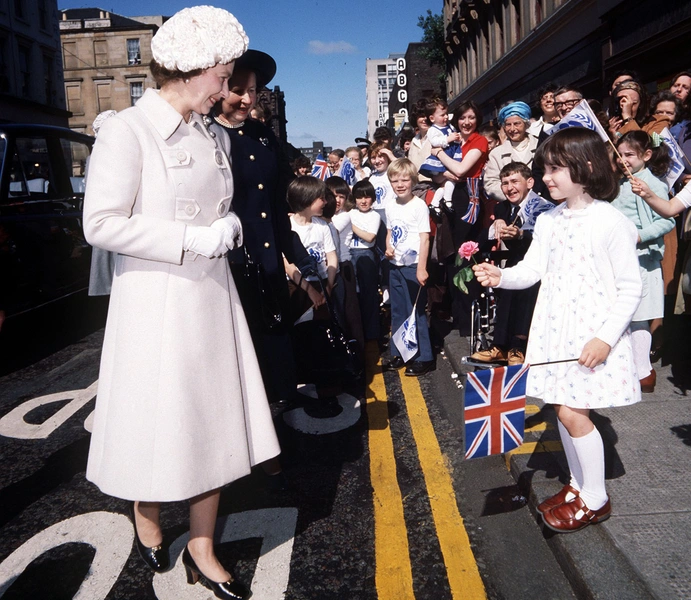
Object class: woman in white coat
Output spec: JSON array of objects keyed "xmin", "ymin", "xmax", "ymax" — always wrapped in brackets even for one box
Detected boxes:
[{"xmin": 83, "ymin": 7, "xmax": 279, "ymax": 599}]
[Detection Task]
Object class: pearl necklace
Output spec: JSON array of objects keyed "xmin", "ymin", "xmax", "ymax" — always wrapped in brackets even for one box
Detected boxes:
[{"xmin": 214, "ymin": 114, "xmax": 245, "ymax": 129}]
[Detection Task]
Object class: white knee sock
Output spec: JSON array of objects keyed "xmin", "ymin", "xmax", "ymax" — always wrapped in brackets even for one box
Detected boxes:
[
  {"xmin": 557, "ymin": 420, "xmax": 582, "ymax": 491},
  {"xmin": 431, "ymin": 186, "xmax": 444, "ymax": 209},
  {"xmin": 631, "ymin": 328, "xmax": 652, "ymax": 379},
  {"xmin": 571, "ymin": 427, "xmax": 608, "ymax": 510},
  {"xmin": 443, "ymin": 180, "xmax": 455, "ymax": 206}
]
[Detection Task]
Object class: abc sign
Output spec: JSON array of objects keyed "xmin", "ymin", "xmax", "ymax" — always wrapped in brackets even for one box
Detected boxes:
[
  {"xmin": 396, "ymin": 57, "xmax": 406, "ymax": 72},
  {"xmin": 397, "ymin": 89, "xmax": 407, "ymax": 103}
]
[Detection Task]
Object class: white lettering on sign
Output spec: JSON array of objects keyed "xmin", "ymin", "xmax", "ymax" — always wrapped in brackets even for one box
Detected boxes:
[
  {"xmin": 0, "ymin": 512, "xmax": 133, "ymax": 599},
  {"xmin": 396, "ymin": 58, "xmax": 406, "ymax": 72},
  {"xmin": 398, "ymin": 108, "xmax": 409, "ymax": 118},
  {"xmin": 0, "ymin": 381, "xmax": 98, "ymax": 440},
  {"xmin": 153, "ymin": 508, "xmax": 298, "ymax": 600},
  {"xmin": 397, "ymin": 90, "xmax": 408, "ymax": 103},
  {"xmin": 397, "ymin": 73, "xmax": 407, "ymax": 87}
]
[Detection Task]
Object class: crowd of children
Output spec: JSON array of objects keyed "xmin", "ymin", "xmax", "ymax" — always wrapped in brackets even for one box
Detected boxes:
[{"xmin": 277, "ymin": 71, "xmax": 691, "ymax": 534}]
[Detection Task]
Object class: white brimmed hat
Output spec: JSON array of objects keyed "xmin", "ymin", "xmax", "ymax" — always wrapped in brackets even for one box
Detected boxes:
[{"xmin": 151, "ymin": 5, "xmax": 249, "ymax": 73}]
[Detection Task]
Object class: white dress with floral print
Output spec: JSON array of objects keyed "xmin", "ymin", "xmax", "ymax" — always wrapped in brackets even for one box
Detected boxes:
[{"xmin": 521, "ymin": 205, "xmax": 641, "ymax": 408}]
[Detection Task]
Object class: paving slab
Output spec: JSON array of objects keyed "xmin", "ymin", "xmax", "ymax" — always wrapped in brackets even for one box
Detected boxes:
[{"xmin": 439, "ymin": 325, "xmax": 691, "ymax": 600}]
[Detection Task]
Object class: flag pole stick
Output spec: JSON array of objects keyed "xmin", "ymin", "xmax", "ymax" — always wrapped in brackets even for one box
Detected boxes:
[
  {"xmin": 529, "ymin": 358, "xmax": 580, "ymax": 367},
  {"xmin": 606, "ymin": 137, "xmax": 635, "ymax": 179}
]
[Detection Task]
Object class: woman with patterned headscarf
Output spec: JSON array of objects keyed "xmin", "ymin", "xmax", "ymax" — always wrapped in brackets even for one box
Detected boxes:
[{"xmin": 483, "ymin": 101, "xmax": 540, "ymax": 202}]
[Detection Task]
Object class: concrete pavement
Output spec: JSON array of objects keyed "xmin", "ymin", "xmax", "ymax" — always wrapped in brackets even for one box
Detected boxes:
[{"xmin": 440, "ymin": 326, "xmax": 691, "ymax": 600}]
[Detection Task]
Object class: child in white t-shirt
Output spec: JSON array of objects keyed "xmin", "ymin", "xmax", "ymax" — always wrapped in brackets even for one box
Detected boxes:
[
  {"xmin": 349, "ymin": 179, "xmax": 382, "ymax": 341},
  {"xmin": 382, "ymin": 158, "xmax": 434, "ymax": 377},
  {"xmin": 284, "ymin": 176, "xmax": 338, "ymax": 319},
  {"xmin": 327, "ymin": 177, "xmax": 364, "ymax": 349}
]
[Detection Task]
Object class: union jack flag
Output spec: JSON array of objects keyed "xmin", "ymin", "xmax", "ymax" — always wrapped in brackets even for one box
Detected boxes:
[
  {"xmin": 461, "ymin": 177, "xmax": 482, "ymax": 224},
  {"xmin": 310, "ymin": 154, "xmax": 331, "ymax": 181},
  {"xmin": 464, "ymin": 364, "xmax": 529, "ymax": 459}
]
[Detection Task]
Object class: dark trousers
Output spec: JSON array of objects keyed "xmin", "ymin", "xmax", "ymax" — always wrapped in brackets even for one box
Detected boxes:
[
  {"xmin": 389, "ymin": 264, "xmax": 432, "ymax": 362},
  {"xmin": 351, "ymin": 248, "xmax": 380, "ymax": 341}
]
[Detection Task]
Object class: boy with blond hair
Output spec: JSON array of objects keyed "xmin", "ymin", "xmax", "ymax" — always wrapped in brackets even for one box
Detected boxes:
[{"xmin": 382, "ymin": 158, "xmax": 434, "ymax": 376}]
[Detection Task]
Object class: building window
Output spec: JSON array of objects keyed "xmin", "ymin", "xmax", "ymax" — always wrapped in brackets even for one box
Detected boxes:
[
  {"xmin": 0, "ymin": 36, "xmax": 8, "ymax": 93},
  {"xmin": 535, "ymin": 0, "xmax": 543, "ymax": 27},
  {"xmin": 43, "ymin": 53, "xmax": 54, "ymax": 104},
  {"xmin": 512, "ymin": 0, "xmax": 522, "ymax": 45},
  {"xmin": 127, "ymin": 39, "xmax": 141, "ymax": 65},
  {"xmin": 66, "ymin": 83, "xmax": 83, "ymax": 115},
  {"xmin": 18, "ymin": 44, "xmax": 31, "ymax": 97},
  {"xmin": 63, "ymin": 41, "xmax": 78, "ymax": 69},
  {"xmin": 377, "ymin": 64, "xmax": 386, "ymax": 74},
  {"xmin": 129, "ymin": 81, "xmax": 143, "ymax": 105},
  {"xmin": 13, "ymin": 0, "xmax": 23, "ymax": 19},
  {"xmin": 38, "ymin": 0, "xmax": 48, "ymax": 29},
  {"xmin": 93, "ymin": 40, "xmax": 108, "ymax": 67},
  {"xmin": 96, "ymin": 81, "xmax": 112, "ymax": 112}
]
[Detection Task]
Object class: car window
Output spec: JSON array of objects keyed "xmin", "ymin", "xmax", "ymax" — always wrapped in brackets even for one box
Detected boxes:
[
  {"xmin": 8, "ymin": 137, "xmax": 55, "ymax": 198},
  {"xmin": 60, "ymin": 137, "xmax": 90, "ymax": 194}
]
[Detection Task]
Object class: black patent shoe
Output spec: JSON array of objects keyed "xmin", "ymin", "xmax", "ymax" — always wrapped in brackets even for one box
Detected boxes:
[
  {"xmin": 404, "ymin": 360, "xmax": 435, "ymax": 377},
  {"xmin": 129, "ymin": 502, "xmax": 169, "ymax": 573},
  {"xmin": 182, "ymin": 545, "xmax": 250, "ymax": 600},
  {"xmin": 382, "ymin": 356, "xmax": 405, "ymax": 371}
]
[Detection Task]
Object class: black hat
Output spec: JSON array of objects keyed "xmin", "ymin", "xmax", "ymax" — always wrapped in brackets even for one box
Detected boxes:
[{"xmin": 233, "ymin": 49, "xmax": 277, "ymax": 88}]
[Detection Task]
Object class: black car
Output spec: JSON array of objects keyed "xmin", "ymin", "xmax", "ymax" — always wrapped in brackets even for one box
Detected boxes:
[{"xmin": 0, "ymin": 124, "xmax": 94, "ymax": 320}]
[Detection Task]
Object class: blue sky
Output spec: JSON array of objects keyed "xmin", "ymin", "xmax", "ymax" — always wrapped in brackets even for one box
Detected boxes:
[{"xmin": 58, "ymin": 0, "xmax": 442, "ymax": 151}]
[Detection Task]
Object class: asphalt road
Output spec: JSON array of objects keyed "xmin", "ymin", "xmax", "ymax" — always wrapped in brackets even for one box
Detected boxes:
[{"xmin": 0, "ymin": 302, "xmax": 577, "ymax": 600}]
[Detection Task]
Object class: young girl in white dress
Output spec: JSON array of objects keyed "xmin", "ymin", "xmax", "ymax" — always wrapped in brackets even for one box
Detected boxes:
[
  {"xmin": 612, "ymin": 130, "xmax": 674, "ymax": 394},
  {"xmin": 473, "ymin": 128, "xmax": 643, "ymax": 534}
]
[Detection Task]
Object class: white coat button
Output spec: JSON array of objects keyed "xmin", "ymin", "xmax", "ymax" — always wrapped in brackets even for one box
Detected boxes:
[
  {"xmin": 264, "ymin": 242, "xmax": 270, "ymax": 248},
  {"xmin": 219, "ymin": 203, "xmax": 226, "ymax": 213},
  {"xmin": 258, "ymin": 183, "xmax": 264, "ymax": 190},
  {"xmin": 215, "ymin": 151, "xmax": 223, "ymax": 165},
  {"xmin": 176, "ymin": 150, "xmax": 186, "ymax": 163},
  {"xmin": 185, "ymin": 205, "xmax": 195, "ymax": 215},
  {"xmin": 261, "ymin": 212, "xmax": 267, "ymax": 219},
  {"xmin": 249, "ymin": 155, "xmax": 255, "ymax": 161}
]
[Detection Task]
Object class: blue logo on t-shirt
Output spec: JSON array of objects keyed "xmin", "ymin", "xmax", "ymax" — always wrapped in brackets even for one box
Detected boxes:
[
  {"xmin": 391, "ymin": 224, "xmax": 406, "ymax": 246},
  {"xmin": 308, "ymin": 247, "xmax": 324, "ymax": 264},
  {"xmin": 375, "ymin": 187, "xmax": 384, "ymax": 204}
]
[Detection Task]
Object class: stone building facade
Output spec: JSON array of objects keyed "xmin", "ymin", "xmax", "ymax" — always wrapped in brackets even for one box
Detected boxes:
[
  {"xmin": 443, "ymin": 0, "xmax": 691, "ymax": 120},
  {"xmin": 59, "ymin": 9, "xmax": 158, "ymax": 135}
]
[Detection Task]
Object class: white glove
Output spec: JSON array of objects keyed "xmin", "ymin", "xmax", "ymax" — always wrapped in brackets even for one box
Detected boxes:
[
  {"xmin": 210, "ymin": 212, "xmax": 243, "ymax": 251},
  {"xmin": 183, "ymin": 225, "xmax": 226, "ymax": 258}
]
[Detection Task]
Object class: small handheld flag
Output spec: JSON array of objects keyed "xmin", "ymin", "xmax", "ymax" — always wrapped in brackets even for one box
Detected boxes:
[
  {"xmin": 464, "ymin": 364, "xmax": 529, "ymax": 459},
  {"xmin": 392, "ymin": 287, "xmax": 422, "ymax": 363},
  {"xmin": 339, "ymin": 157, "xmax": 357, "ymax": 186},
  {"xmin": 659, "ymin": 127, "xmax": 686, "ymax": 189},
  {"xmin": 310, "ymin": 154, "xmax": 331, "ymax": 181},
  {"xmin": 549, "ymin": 99, "xmax": 609, "ymax": 142}
]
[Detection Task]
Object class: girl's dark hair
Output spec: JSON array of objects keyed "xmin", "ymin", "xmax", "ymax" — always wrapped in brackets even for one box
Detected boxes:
[
  {"xmin": 616, "ymin": 130, "xmax": 671, "ymax": 179},
  {"xmin": 649, "ymin": 90, "xmax": 682, "ymax": 124},
  {"xmin": 352, "ymin": 179, "xmax": 376, "ymax": 201},
  {"xmin": 323, "ymin": 189, "xmax": 337, "ymax": 219},
  {"xmin": 325, "ymin": 176, "xmax": 350, "ymax": 198},
  {"xmin": 424, "ymin": 97, "xmax": 448, "ymax": 124},
  {"xmin": 150, "ymin": 59, "xmax": 203, "ymax": 87},
  {"xmin": 291, "ymin": 155, "xmax": 311, "ymax": 172},
  {"xmin": 478, "ymin": 123, "xmax": 499, "ymax": 141},
  {"xmin": 455, "ymin": 100, "xmax": 483, "ymax": 130},
  {"xmin": 534, "ymin": 128, "xmax": 619, "ymax": 201},
  {"xmin": 287, "ymin": 176, "xmax": 326, "ymax": 212}
]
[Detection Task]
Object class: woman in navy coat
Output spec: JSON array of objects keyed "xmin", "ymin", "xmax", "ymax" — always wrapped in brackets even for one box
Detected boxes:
[{"xmin": 210, "ymin": 50, "xmax": 307, "ymax": 405}]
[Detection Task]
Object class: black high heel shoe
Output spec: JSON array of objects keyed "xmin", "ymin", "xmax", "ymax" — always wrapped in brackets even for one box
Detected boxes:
[
  {"xmin": 128, "ymin": 502, "xmax": 169, "ymax": 573},
  {"xmin": 181, "ymin": 545, "xmax": 250, "ymax": 600}
]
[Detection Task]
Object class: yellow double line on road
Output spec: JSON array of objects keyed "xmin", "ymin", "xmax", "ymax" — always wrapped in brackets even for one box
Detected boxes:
[{"xmin": 366, "ymin": 346, "xmax": 486, "ymax": 599}]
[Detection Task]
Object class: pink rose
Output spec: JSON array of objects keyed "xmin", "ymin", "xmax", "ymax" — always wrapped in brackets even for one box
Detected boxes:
[{"xmin": 458, "ymin": 241, "xmax": 479, "ymax": 260}]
